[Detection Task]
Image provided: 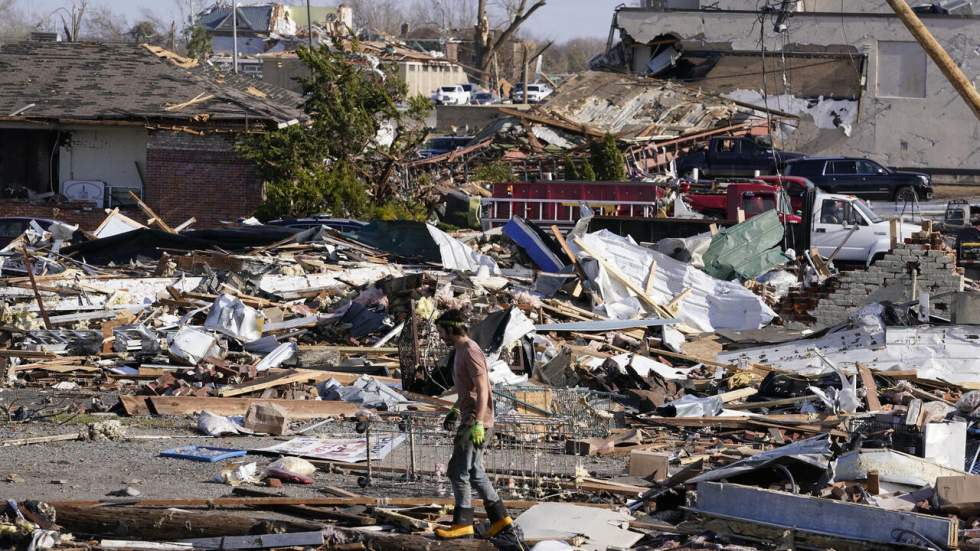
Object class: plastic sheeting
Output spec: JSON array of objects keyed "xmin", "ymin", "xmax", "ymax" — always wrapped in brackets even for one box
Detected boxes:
[
  {"xmin": 427, "ymin": 224, "xmax": 501, "ymax": 275},
  {"xmin": 574, "ymin": 230, "xmax": 776, "ymax": 332}
]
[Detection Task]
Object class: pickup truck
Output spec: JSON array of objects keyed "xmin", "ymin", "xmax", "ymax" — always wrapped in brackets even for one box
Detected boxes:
[
  {"xmin": 807, "ymin": 191, "xmax": 920, "ymax": 265},
  {"xmin": 430, "ymin": 85, "xmax": 471, "ymax": 105},
  {"xmin": 601, "ymin": 181, "xmax": 917, "ymax": 266},
  {"xmin": 511, "ymin": 83, "xmax": 553, "ymax": 104},
  {"xmin": 675, "ymin": 136, "xmax": 803, "ymax": 178}
]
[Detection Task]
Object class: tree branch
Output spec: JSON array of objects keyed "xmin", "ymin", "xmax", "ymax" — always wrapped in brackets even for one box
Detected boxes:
[{"xmin": 481, "ymin": 0, "xmax": 546, "ymax": 70}]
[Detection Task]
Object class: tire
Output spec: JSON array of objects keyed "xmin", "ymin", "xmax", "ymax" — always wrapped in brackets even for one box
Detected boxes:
[{"xmin": 894, "ymin": 186, "xmax": 918, "ymax": 202}]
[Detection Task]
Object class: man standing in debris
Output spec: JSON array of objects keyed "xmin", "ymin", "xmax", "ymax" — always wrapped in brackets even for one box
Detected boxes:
[{"xmin": 434, "ymin": 309, "xmax": 514, "ymax": 541}]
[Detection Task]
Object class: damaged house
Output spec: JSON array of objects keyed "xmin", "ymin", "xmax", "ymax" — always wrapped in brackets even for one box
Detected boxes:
[
  {"xmin": 606, "ymin": 0, "xmax": 980, "ymax": 182},
  {"xmin": 0, "ymin": 40, "xmax": 305, "ymax": 229}
]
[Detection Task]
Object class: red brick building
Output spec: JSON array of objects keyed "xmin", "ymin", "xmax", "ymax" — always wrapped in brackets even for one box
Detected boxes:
[{"xmin": 0, "ymin": 41, "xmax": 306, "ymax": 230}]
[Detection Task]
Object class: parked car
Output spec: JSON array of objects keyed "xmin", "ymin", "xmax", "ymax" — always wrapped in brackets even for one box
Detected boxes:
[
  {"xmin": 511, "ymin": 83, "xmax": 553, "ymax": 104},
  {"xmin": 783, "ymin": 156, "xmax": 933, "ymax": 202},
  {"xmin": 470, "ymin": 91, "xmax": 500, "ymax": 105},
  {"xmin": 430, "ymin": 85, "xmax": 471, "ymax": 105},
  {"xmin": 675, "ymin": 136, "xmax": 803, "ymax": 178},
  {"xmin": 419, "ymin": 136, "xmax": 474, "ymax": 159},
  {"xmin": 0, "ymin": 217, "xmax": 57, "ymax": 248}
]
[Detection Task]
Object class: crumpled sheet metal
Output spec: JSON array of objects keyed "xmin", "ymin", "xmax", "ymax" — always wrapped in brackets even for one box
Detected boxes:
[
  {"xmin": 718, "ymin": 322, "xmax": 980, "ymax": 385},
  {"xmin": 574, "ymin": 229, "xmax": 776, "ymax": 332},
  {"xmin": 690, "ymin": 434, "xmax": 833, "ymax": 484},
  {"xmin": 204, "ymin": 294, "xmax": 263, "ymax": 343}
]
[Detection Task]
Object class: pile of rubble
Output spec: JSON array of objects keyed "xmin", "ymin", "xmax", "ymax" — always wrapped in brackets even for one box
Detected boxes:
[{"xmin": 1, "ymin": 202, "xmax": 979, "ymax": 551}]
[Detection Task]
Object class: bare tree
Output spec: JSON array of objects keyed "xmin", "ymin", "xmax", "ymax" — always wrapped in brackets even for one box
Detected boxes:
[
  {"xmin": 543, "ymin": 37, "xmax": 606, "ymax": 74},
  {"xmin": 409, "ymin": 0, "xmax": 477, "ymax": 32},
  {"xmin": 342, "ymin": 0, "xmax": 407, "ymax": 35},
  {"xmin": 0, "ymin": 0, "xmax": 31, "ymax": 38},
  {"xmin": 474, "ymin": 0, "xmax": 546, "ymax": 83},
  {"xmin": 83, "ymin": 5, "xmax": 128, "ymax": 42},
  {"xmin": 58, "ymin": 0, "xmax": 89, "ymax": 42}
]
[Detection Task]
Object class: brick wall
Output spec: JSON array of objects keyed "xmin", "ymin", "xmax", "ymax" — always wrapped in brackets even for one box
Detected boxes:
[
  {"xmin": 0, "ymin": 201, "xmax": 141, "ymax": 232},
  {"xmin": 144, "ymin": 131, "xmax": 263, "ymax": 228},
  {"xmin": 778, "ymin": 240, "xmax": 965, "ymax": 327}
]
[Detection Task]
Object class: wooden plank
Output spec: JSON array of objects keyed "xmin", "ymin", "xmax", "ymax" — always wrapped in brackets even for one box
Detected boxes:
[
  {"xmin": 129, "ymin": 191, "xmax": 175, "ymax": 234},
  {"xmin": 10, "ymin": 363, "xmax": 99, "ymax": 374},
  {"xmin": 1, "ymin": 433, "xmax": 81, "ymax": 446},
  {"xmin": 666, "ymin": 288, "xmax": 692, "ymax": 314},
  {"xmin": 857, "ymin": 363, "xmax": 882, "ymax": 411},
  {"xmin": 119, "ymin": 395, "xmax": 151, "ymax": 416},
  {"xmin": 717, "ymin": 387, "xmax": 758, "ymax": 404},
  {"xmin": 297, "ymin": 346, "xmax": 398, "ymax": 354},
  {"xmin": 147, "ymin": 396, "xmax": 359, "ymax": 419},
  {"xmin": 216, "ymin": 369, "xmax": 333, "ymax": 398},
  {"xmin": 550, "ymin": 225, "xmax": 590, "ymax": 288},
  {"xmin": 644, "ymin": 261, "xmax": 657, "ymax": 295},
  {"xmin": 727, "ymin": 395, "xmax": 813, "ymax": 410},
  {"xmin": 49, "ymin": 496, "xmax": 560, "ymax": 511},
  {"xmin": 573, "ymin": 237, "xmax": 673, "ymax": 319}
]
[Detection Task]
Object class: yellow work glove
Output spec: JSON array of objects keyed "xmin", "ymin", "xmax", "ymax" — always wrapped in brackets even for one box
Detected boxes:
[{"xmin": 470, "ymin": 422, "xmax": 486, "ymax": 446}]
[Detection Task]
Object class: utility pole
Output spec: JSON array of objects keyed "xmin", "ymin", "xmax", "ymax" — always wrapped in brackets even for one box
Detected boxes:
[
  {"xmin": 232, "ymin": 0, "xmax": 239, "ymax": 74},
  {"xmin": 306, "ymin": 0, "xmax": 313, "ymax": 50},
  {"xmin": 886, "ymin": 0, "xmax": 980, "ymax": 120},
  {"xmin": 521, "ymin": 42, "xmax": 529, "ymax": 106}
]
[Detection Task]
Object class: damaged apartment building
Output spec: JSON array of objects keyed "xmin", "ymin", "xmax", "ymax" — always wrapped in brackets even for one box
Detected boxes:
[
  {"xmin": 602, "ymin": 0, "xmax": 980, "ymax": 183},
  {"xmin": 0, "ymin": 40, "xmax": 305, "ymax": 229}
]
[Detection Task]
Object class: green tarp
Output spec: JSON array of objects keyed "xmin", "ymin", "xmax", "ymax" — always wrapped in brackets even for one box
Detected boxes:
[{"xmin": 701, "ymin": 209, "xmax": 787, "ymax": 281}]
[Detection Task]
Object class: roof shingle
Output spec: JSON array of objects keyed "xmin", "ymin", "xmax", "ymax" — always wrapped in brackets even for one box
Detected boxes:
[{"xmin": 0, "ymin": 41, "xmax": 306, "ymax": 126}]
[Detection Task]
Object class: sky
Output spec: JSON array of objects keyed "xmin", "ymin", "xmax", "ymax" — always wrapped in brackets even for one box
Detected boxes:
[{"xmin": 19, "ymin": 0, "xmax": 628, "ymax": 42}]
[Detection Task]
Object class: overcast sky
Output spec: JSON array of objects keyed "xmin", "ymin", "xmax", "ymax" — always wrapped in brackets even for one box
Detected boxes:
[{"xmin": 20, "ymin": 0, "xmax": 628, "ymax": 42}]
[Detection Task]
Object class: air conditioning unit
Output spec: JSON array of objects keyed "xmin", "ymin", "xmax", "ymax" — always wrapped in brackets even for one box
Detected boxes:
[{"xmin": 62, "ymin": 180, "xmax": 105, "ymax": 207}]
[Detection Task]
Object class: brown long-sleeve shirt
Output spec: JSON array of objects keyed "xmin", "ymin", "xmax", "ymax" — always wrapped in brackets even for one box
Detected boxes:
[{"xmin": 453, "ymin": 337, "xmax": 494, "ymax": 429}]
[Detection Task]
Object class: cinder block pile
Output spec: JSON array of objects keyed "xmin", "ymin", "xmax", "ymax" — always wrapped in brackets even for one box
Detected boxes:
[{"xmin": 780, "ymin": 229, "xmax": 964, "ymax": 327}]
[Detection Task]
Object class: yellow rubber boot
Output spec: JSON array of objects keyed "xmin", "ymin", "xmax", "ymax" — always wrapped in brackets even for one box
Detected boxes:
[
  {"xmin": 486, "ymin": 500, "xmax": 514, "ymax": 538},
  {"xmin": 435, "ymin": 507, "xmax": 474, "ymax": 539}
]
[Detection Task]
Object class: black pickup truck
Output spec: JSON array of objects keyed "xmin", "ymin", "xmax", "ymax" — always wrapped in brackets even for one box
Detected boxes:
[{"xmin": 675, "ymin": 136, "xmax": 803, "ymax": 178}]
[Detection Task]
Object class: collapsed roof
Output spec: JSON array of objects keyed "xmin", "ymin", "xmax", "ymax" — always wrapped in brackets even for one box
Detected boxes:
[{"xmin": 0, "ymin": 41, "xmax": 307, "ymax": 127}]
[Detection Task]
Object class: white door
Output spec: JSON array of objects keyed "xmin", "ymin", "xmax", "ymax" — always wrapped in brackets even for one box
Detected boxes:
[{"xmin": 812, "ymin": 198, "xmax": 871, "ymax": 261}]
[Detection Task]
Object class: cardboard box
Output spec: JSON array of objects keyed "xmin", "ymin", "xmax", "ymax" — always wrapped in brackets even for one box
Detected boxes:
[
  {"xmin": 936, "ymin": 475, "xmax": 980, "ymax": 515},
  {"xmin": 629, "ymin": 450, "xmax": 669, "ymax": 481}
]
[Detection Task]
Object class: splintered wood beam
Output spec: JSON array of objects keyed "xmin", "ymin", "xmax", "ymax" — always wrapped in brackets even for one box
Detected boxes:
[{"xmin": 129, "ymin": 191, "xmax": 176, "ymax": 234}]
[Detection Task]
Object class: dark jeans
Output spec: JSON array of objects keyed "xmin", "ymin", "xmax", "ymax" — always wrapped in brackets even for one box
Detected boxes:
[{"xmin": 447, "ymin": 427, "xmax": 500, "ymax": 509}]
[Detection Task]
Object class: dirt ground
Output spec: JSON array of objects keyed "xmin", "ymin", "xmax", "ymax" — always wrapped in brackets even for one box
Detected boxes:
[
  {"xmin": 0, "ymin": 388, "xmax": 630, "ymax": 504},
  {"xmin": 933, "ymin": 184, "xmax": 980, "ymax": 200}
]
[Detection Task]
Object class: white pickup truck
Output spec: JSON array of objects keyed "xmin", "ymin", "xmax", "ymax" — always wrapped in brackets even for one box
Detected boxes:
[
  {"xmin": 810, "ymin": 191, "xmax": 920, "ymax": 265},
  {"xmin": 430, "ymin": 85, "xmax": 471, "ymax": 106}
]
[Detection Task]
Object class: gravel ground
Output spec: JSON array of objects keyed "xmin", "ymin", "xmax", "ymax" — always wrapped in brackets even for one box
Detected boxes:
[{"xmin": 0, "ymin": 388, "xmax": 632, "ymax": 504}]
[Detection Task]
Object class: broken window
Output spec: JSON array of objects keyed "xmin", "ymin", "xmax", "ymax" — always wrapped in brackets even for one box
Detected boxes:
[
  {"xmin": 877, "ymin": 41, "xmax": 927, "ymax": 98},
  {"xmin": 0, "ymin": 128, "xmax": 60, "ymax": 198}
]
